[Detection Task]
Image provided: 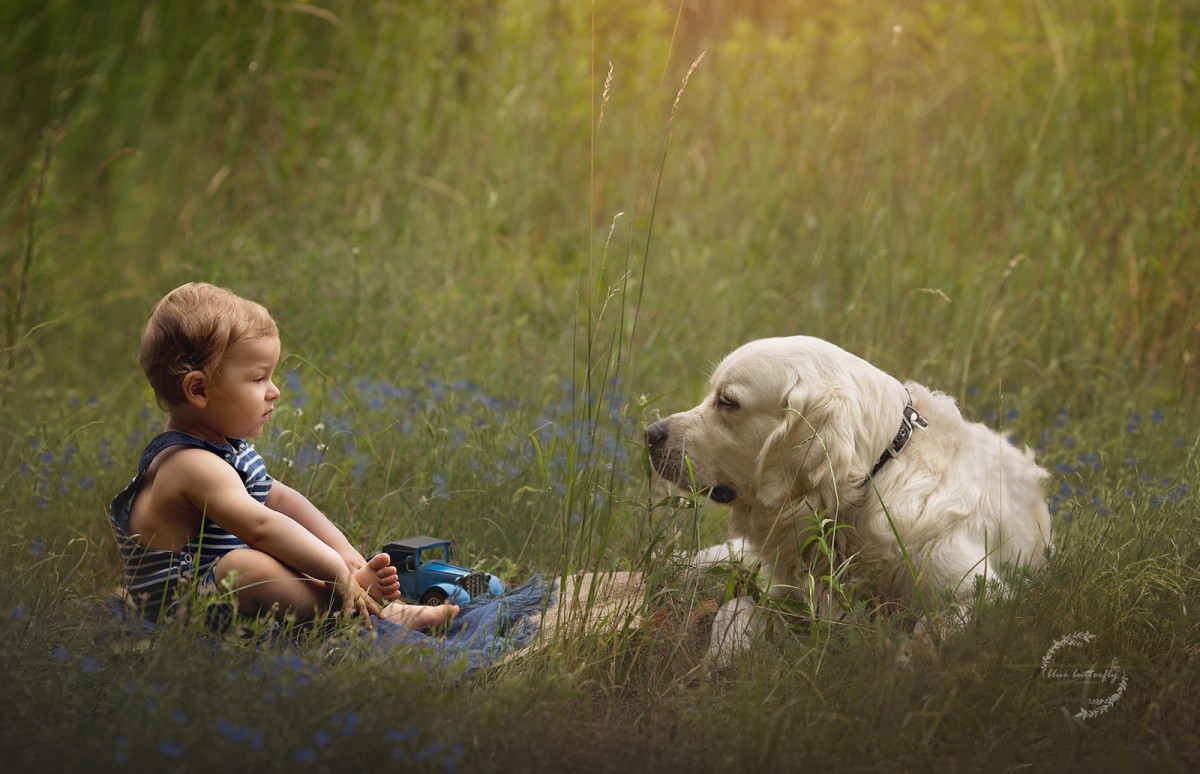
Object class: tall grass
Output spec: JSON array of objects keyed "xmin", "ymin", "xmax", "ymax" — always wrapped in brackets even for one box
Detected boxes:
[{"xmin": 1, "ymin": 1, "xmax": 1198, "ymax": 771}]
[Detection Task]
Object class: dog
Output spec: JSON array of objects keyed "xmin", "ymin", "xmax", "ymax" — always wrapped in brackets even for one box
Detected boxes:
[{"xmin": 646, "ymin": 336, "xmax": 1052, "ymax": 661}]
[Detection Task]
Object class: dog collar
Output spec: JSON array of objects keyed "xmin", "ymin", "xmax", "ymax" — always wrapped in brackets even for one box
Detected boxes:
[{"xmin": 869, "ymin": 401, "xmax": 928, "ymax": 478}]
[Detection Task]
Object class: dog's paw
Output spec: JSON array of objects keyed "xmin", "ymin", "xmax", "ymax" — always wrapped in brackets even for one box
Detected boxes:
[
  {"xmin": 691, "ymin": 537, "xmax": 750, "ymax": 568},
  {"xmin": 706, "ymin": 594, "xmax": 763, "ymax": 667}
]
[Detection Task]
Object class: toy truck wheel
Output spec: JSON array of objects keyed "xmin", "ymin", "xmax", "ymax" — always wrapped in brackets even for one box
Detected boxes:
[{"xmin": 420, "ymin": 588, "xmax": 449, "ymax": 606}]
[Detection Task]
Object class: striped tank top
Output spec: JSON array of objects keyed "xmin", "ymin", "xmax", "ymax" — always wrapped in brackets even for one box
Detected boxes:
[{"xmin": 108, "ymin": 431, "xmax": 273, "ymax": 620}]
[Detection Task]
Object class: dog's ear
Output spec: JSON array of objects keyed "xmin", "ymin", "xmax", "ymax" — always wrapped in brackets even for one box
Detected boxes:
[{"xmin": 754, "ymin": 383, "xmax": 856, "ymax": 513}]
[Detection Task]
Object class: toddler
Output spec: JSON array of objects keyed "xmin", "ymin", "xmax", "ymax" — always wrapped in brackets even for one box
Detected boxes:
[{"xmin": 108, "ymin": 282, "xmax": 457, "ymax": 629}]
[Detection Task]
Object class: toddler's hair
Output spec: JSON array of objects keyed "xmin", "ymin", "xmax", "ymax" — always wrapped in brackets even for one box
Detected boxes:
[{"xmin": 140, "ymin": 282, "xmax": 278, "ymax": 407}]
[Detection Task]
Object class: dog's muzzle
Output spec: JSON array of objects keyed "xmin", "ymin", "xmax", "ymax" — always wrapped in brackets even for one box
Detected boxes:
[
  {"xmin": 645, "ymin": 420, "xmax": 737, "ymax": 503},
  {"xmin": 645, "ymin": 419, "xmax": 674, "ymax": 476},
  {"xmin": 708, "ymin": 485, "xmax": 736, "ymax": 503}
]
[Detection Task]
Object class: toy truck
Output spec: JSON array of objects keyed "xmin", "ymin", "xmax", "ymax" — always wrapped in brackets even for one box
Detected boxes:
[{"xmin": 380, "ymin": 536, "xmax": 504, "ymax": 606}]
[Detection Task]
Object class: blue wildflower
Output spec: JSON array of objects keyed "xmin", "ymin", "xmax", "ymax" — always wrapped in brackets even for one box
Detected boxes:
[
  {"xmin": 51, "ymin": 645, "xmax": 69, "ymax": 661},
  {"xmin": 387, "ymin": 728, "xmax": 418, "ymax": 743},
  {"xmin": 159, "ymin": 741, "xmax": 183, "ymax": 759},
  {"xmin": 293, "ymin": 748, "xmax": 316, "ymax": 763},
  {"xmin": 313, "ymin": 730, "xmax": 332, "ymax": 746},
  {"xmin": 217, "ymin": 718, "xmax": 244, "ymax": 742},
  {"xmin": 30, "ymin": 538, "xmax": 44, "ymax": 555}
]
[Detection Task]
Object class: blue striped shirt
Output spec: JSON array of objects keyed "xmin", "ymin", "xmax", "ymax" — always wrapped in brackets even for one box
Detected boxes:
[{"xmin": 108, "ymin": 431, "xmax": 274, "ymax": 620}]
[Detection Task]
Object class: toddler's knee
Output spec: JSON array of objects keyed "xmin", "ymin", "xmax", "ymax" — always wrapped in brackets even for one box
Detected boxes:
[{"xmin": 213, "ymin": 547, "xmax": 278, "ymax": 585}]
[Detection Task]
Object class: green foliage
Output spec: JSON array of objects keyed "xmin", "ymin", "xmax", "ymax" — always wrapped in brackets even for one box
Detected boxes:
[{"xmin": 1, "ymin": 0, "xmax": 1198, "ymax": 771}]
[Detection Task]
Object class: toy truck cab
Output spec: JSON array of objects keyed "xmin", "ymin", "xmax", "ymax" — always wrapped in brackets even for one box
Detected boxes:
[{"xmin": 381, "ymin": 535, "xmax": 504, "ymax": 606}]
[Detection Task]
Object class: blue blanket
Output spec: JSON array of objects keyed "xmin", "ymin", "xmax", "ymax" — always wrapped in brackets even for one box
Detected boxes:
[
  {"xmin": 352, "ymin": 575, "xmax": 553, "ymax": 674},
  {"xmin": 105, "ymin": 575, "xmax": 554, "ymax": 677}
]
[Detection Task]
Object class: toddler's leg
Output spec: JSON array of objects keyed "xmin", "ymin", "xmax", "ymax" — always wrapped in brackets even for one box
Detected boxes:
[
  {"xmin": 354, "ymin": 553, "xmax": 400, "ymax": 603},
  {"xmin": 213, "ymin": 548, "xmax": 332, "ymax": 619}
]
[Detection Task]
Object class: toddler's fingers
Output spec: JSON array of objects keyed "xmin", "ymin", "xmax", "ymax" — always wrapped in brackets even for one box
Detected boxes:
[
  {"xmin": 341, "ymin": 586, "xmax": 373, "ymax": 629},
  {"xmin": 356, "ymin": 595, "xmax": 374, "ymax": 629}
]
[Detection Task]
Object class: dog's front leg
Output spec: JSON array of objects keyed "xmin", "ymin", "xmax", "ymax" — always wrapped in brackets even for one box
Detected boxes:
[{"xmin": 707, "ymin": 594, "xmax": 765, "ymax": 667}]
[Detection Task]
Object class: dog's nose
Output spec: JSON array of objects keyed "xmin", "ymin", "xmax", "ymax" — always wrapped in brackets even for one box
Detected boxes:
[{"xmin": 646, "ymin": 420, "xmax": 669, "ymax": 448}]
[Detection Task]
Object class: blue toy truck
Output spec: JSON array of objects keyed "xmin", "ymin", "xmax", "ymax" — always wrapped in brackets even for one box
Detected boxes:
[{"xmin": 381, "ymin": 536, "xmax": 504, "ymax": 606}]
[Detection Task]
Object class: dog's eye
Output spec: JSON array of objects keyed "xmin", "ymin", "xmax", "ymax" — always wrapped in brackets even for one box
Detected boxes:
[{"xmin": 716, "ymin": 393, "xmax": 740, "ymax": 411}]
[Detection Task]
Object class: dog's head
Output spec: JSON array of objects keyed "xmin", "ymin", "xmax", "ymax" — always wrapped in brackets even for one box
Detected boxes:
[{"xmin": 646, "ymin": 336, "xmax": 907, "ymax": 513}]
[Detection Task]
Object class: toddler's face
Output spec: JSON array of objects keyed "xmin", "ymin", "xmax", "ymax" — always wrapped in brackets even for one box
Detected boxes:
[{"xmin": 208, "ymin": 335, "xmax": 281, "ymax": 439}]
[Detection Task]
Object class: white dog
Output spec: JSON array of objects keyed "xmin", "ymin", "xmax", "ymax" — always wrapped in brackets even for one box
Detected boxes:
[{"xmin": 646, "ymin": 336, "xmax": 1052, "ymax": 661}]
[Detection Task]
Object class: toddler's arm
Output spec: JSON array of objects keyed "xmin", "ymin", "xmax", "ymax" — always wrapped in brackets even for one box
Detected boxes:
[
  {"xmin": 268, "ymin": 480, "xmax": 401, "ymax": 604},
  {"xmin": 161, "ymin": 448, "xmax": 376, "ymax": 617},
  {"xmin": 266, "ymin": 480, "xmax": 367, "ymax": 569}
]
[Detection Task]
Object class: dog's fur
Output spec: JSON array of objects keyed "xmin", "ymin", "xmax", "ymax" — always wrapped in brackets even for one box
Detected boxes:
[{"xmin": 646, "ymin": 336, "xmax": 1052, "ymax": 658}]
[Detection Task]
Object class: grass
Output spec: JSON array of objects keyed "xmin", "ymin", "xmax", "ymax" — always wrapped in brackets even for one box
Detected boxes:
[{"xmin": 2, "ymin": 0, "xmax": 1198, "ymax": 771}]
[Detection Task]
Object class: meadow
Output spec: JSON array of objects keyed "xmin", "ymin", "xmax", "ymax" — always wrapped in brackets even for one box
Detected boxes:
[{"xmin": 1, "ymin": 1, "xmax": 1197, "ymax": 770}]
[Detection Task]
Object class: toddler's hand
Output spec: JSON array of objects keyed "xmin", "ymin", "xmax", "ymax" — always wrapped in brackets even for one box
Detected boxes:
[
  {"xmin": 336, "ymin": 573, "xmax": 382, "ymax": 627},
  {"xmin": 340, "ymin": 549, "xmax": 368, "ymax": 573}
]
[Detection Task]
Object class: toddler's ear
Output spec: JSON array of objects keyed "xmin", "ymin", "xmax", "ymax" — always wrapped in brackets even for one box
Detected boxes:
[{"xmin": 182, "ymin": 371, "xmax": 209, "ymax": 407}]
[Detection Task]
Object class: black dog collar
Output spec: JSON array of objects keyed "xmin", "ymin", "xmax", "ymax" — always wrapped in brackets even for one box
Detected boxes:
[{"xmin": 869, "ymin": 401, "xmax": 928, "ymax": 478}]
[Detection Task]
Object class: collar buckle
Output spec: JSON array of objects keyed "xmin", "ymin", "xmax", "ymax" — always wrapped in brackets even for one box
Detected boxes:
[{"xmin": 870, "ymin": 401, "xmax": 928, "ymax": 478}]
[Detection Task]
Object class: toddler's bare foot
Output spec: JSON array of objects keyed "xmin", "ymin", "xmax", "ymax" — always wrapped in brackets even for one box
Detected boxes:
[
  {"xmin": 379, "ymin": 601, "xmax": 460, "ymax": 631},
  {"xmin": 354, "ymin": 553, "xmax": 401, "ymax": 603}
]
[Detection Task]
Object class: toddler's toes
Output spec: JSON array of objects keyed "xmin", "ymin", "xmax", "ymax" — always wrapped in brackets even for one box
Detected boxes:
[{"xmin": 366, "ymin": 552, "xmax": 392, "ymax": 571}]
